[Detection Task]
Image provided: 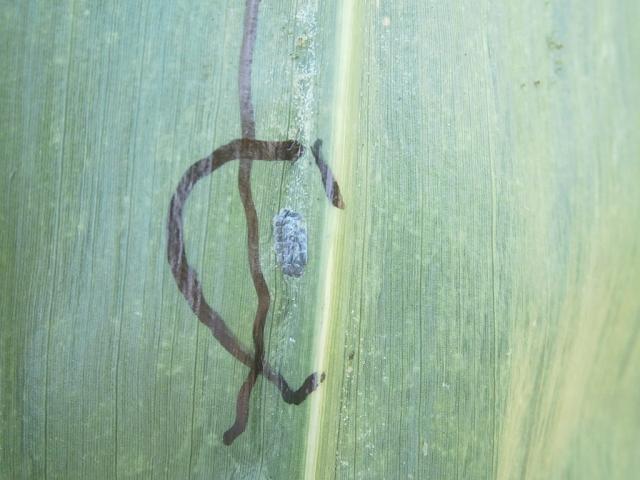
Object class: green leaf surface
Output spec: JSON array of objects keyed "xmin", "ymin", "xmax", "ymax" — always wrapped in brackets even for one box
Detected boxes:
[{"xmin": 1, "ymin": 1, "xmax": 639, "ymax": 479}]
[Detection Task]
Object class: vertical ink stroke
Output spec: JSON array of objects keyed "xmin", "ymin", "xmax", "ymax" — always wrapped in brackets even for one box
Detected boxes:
[{"xmin": 224, "ymin": 0, "xmax": 268, "ymax": 445}]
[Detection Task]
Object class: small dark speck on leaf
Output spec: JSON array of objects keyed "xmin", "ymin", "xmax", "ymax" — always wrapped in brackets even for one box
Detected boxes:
[
  {"xmin": 554, "ymin": 60, "xmax": 563, "ymax": 73},
  {"xmin": 546, "ymin": 36, "xmax": 564, "ymax": 51},
  {"xmin": 348, "ymin": 351, "xmax": 355, "ymax": 361}
]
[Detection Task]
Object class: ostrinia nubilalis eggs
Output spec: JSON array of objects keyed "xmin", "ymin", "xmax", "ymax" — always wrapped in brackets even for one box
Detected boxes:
[{"xmin": 273, "ymin": 208, "xmax": 308, "ymax": 278}]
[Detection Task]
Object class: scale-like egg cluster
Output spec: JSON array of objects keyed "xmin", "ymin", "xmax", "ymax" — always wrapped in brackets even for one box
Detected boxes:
[{"xmin": 273, "ymin": 208, "xmax": 308, "ymax": 278}]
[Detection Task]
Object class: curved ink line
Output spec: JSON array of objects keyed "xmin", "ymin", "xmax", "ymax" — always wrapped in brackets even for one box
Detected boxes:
[
  {"xmin": 167, "ymin": 138, "xmax": 342, "ymax": 445},
  {"xmin": 166, "ymin": 139, "xmax": 325, "ymax": 440},
  {"xmin": 311, "ymin": 139, "xmax": 345, "ymax": 210},
  {"xmin": 168, "ymin": 0, "xmax": 345, "ymax": 446}
]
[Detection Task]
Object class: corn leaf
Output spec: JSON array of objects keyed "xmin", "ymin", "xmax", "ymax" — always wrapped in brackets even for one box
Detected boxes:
[{"xmin": 1, "ymin": 1, "xmax": 639, "ymax": 479}]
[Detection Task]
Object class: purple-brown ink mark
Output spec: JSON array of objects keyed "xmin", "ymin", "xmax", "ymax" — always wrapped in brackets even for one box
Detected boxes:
[
  {"xmin": 311, "ymin": 139, "xmax": 345, "ymax": 210},
  {"xmin": 166, "ymin": 0, "xmax": 344, "ymax": 446},
  {"xmin": 166, "ymin": 141, "xmax": 325, "ymax": 422}
]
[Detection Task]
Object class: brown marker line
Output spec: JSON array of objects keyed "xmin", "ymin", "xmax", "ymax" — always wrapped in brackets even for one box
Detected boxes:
[
  {"xmin": 311, "ymin": 139, "xmax": 345, "ymax": 209},
  {"xmin": 167, "ymin": 0, "xmax": 346, "ymax": 447},
  {"xmin": 226, "ymin": 0, "xmax": 268, "ymax": 446},
  {"xmin": 166, "ymin": 139, "xmax": 323, "ymax": 416}
]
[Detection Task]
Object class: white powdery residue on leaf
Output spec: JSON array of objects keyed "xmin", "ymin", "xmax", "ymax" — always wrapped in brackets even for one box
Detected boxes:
[
  {"xmin": 286, "ymin": 0, "xmax": 320, "ymax": 212},
  {"xmin": 276, "ymin": 1, "xmax": 321, "ymax": 337}
]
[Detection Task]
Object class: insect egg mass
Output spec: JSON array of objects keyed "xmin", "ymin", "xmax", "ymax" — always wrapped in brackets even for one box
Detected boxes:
[{"xmin": 273, "ymin": 208, "xmax": 308, "ymax": 277}]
